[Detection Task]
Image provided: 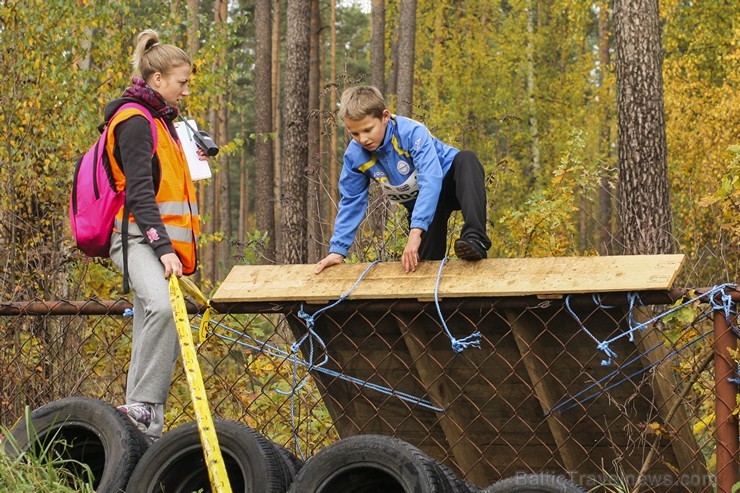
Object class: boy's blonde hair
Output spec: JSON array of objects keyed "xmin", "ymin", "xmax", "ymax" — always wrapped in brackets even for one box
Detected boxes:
[{"xmin": 338, "ymin": 86, "xmax": 387, "ymax": 121}]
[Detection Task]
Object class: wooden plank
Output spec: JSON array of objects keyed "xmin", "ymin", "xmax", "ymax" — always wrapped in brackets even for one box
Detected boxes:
[
  {"xmin": 213, "ymin": 254, "xmax": 685, "ymax": 303},
  {"xmin": 629, "ymin": 307, "xmax": 707, "ymax": 482},
  {"xmin": 395, "ymin": 313, "xmax": 493, "ymax": 485},
  {"xmin": 506, "ymin": 310, "xmax": 587, "ymax": 474}
]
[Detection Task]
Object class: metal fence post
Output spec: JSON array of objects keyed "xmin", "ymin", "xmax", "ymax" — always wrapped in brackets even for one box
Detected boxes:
[{"xmin": 714, "ymin": 307, "xmax": 738, "ymax": 493}]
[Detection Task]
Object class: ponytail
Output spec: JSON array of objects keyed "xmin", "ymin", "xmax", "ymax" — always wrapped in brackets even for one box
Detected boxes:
[{"xmin": 131, "ymin": 29, "xmax": 191, "ymax": 80}]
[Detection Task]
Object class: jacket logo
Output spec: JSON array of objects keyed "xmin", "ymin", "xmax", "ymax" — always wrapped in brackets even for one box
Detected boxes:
[
  {"xmin": 146, "ymin": 228, "xmax": 160, "ymax": 243},
  {"xmin": 397, "ymin": 160, "xmax": 410, "ymax": 174}
]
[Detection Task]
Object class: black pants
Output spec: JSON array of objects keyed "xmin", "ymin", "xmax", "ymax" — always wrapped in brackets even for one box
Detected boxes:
[{"xmin": 411, "ymin": 150, "xmax": 492, "ymax": 260}]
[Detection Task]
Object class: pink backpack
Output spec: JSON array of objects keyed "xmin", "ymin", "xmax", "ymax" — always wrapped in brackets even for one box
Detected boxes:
[{"xmin": 69, "ymin": 102, "xmax": 158, "ymax": 257}]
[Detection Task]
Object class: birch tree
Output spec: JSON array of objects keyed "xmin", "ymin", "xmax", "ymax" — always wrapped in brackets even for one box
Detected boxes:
[{"xmin": 396, "ymin": 0, "xmax": 416, "ymax": 116}]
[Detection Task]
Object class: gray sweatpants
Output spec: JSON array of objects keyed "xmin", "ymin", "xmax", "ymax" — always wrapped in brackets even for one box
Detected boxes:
[{"xmin": 110, "ymin": 232, "xmax": 179, "ymax": 437}]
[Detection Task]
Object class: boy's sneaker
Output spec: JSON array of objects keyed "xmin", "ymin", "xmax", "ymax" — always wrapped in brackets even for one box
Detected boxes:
[
  {"xmin": 118, "ymin": 403, "xmax": 154, "ymax": 434},
  {"xmin": 454, "ymin": 238, "xmax": 487, "ymax": 261}
]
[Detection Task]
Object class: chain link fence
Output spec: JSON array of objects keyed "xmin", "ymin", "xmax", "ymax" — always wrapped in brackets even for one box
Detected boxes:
[{"xmin": 1, "ymin": 285, "xmax": 737, "ymax": 492}]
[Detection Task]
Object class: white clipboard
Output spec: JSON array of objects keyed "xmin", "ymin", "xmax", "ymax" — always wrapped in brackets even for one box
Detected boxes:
[{"xmin": 174, "ymin": 119, "xmax": 213, "ymax": 181}]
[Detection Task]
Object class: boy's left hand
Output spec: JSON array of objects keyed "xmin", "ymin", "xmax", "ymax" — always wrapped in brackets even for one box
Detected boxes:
[
  {"xmin": 402, "ymin": 229, "xmax": 423, "ymax": 273},
  {"xmin": 315, "ymin": 253, "xmax": 345, "ymax": 274}
]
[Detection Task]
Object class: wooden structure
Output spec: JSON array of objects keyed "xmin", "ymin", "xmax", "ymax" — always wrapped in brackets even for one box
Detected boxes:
[{"xmin": 213, "ymin": 255, "xmax": 708, "ymax": 489}]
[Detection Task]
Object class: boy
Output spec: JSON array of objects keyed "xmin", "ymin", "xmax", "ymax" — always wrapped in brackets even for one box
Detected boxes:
[{"xmin": 315, "ymin": 85, "xmax": 491, "ymax": 274}]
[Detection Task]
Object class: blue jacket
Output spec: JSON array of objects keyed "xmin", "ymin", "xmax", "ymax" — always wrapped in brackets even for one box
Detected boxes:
[{"xmin": 329, "ymin": 115, "xmax": 459, "ymax": 256}]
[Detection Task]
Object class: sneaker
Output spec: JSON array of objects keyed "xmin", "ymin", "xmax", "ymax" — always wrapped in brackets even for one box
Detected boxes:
[
  {"xmin": 454, "ymin": 238, "xmax": 487, "ymax": 261},
  {"xmin": 118, "ymin": 403, "xmax": 154, "ymax": 434}
]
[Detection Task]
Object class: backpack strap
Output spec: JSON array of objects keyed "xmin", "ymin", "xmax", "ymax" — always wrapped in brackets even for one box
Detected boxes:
[
  {"xmin": 109, "ymin": 102, "xmax": 159, "ymax": 294},
  {"xmin": 115, "ymin": 102, "xmax": 159, "ymax": 152}
]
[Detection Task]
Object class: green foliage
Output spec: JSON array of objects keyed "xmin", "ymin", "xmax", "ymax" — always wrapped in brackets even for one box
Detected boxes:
[
  {"xmin": 660, "ymin": 292, "xmax": 702, "ymax": 344},
  {"xmin": 661, "ymin": 0, "xmax": 740, "ymax": 283},
  {"xmin": 0, "ymin": 409, "xmax": 95, "ymax": 492},
  {"xmin": 0, "ymin": 0, "xmax": 166, "ymax": 301},
  {"xmin": 699, "ymin": 146, "xmax": 740, "ymax": 249},
  {"xmin": 411, "ymin": 0, "xmax": 610, "ymax": 259},
  {"xmin": 236, "ymin": 229, "xmax": 273, "ymax": 266},
  {"xmin": 497, "ymin": 130, "xmax": 598, "ymax": 257}
]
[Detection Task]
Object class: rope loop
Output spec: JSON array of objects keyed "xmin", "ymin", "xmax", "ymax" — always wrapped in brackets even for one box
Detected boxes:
[
  {"xmin": 451, "ymin": 332, "xmax": 483, "ymax": 353},
  {"xmin": 709, "ymin": 284, "xmax": 736, "ymax": 324},
  {"xmin": 565, "ymin": 294, "xmax": 616, "ymax": 366},
  {"xmin": 280, "ymin": 260, "xmax": 381, "ymax": 458},
  {"xmin": 595, "ymin": 341, "xmax": 618, "ymax": 366},
  {"xmin": 435, "ymin": 257, "xmax": 482, "ymax": 353}
]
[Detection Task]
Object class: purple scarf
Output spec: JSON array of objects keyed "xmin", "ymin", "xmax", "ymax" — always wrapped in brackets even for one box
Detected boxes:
[{"xmin": 122, "ymin": 77, "xmax": 179, "ymax": 121}]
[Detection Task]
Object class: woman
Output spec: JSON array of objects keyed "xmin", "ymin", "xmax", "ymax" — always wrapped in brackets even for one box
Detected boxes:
[{"xmin": 105, "ymin": 29, "xmax": 203, "ymax": 440}]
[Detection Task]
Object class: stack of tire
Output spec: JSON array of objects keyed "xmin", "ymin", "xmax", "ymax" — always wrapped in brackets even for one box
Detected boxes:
[
  {"xmin": 4, "ymin": 397, "xmax": 586, "ymax": 493},
  {"xmin": 3, "ymin": 397, "xmax": 302, "ymax": 492},
  {"xmin": 286, "ymin": 434, "xmax": 478, "ymax": 493}
]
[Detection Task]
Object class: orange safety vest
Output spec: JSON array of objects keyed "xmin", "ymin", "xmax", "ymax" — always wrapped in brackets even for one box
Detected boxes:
[{"xmin": 106, "ymin": 107, "xmax": 200, "ymax": 275}]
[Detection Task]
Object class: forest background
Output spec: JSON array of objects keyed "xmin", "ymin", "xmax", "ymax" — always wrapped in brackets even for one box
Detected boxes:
[
  {"xmin": 0, "ymin": 0, "xmax": 737, "ymax": 303},
  {"xmin": 0, "ymin": 0, "xmax": 738, "ymax": 480}
]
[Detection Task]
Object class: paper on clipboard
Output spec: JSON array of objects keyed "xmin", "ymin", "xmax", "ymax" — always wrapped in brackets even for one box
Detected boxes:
[{"xmin": 174, "ymin": 119, "xmax": 212, "ymax": 181}]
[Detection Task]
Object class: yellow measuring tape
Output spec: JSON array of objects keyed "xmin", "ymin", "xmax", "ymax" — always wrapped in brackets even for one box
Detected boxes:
[{"xmin": 169, "ymin": 276, "xmax": 232, "ymax": 493}]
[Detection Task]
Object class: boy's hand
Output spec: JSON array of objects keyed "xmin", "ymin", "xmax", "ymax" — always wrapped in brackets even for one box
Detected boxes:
[
  {"xmin": 402, "ymin": 229, "xmax": 423, "ymax": 273},
  {"xmin": 315, "ymin": 253, "xmax": 345, "ymax": 274}
]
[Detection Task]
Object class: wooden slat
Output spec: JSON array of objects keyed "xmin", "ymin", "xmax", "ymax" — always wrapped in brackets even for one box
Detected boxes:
[
  {"xmin": 396, "ymin": 314, "xmax": 492, "ymax": 485},
  {"xmin": 630, "ymin": 307, "xmax": 707, "ymax": 476},
  {"xmin": 213, "ymin": 254, "xmax": 685, "ymax": 303},
  {"xmin": 506, "ymin": 310, "xmax": 587, "ymax": 473}
]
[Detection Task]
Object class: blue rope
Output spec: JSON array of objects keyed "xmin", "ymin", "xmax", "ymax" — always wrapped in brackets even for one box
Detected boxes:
[
  {"xmin": 567, "ymin": 284, "xmax": 737, "ymax": 367},
  {"xmin": 546, "ymin": 311, "xmax": 713, "ymax": 415},
  {"xmin": 565, "ymin": 295, "xmax": 618, "ymax": 366},
  {"xmin": 282, "ymin": 260, "xmax": 381, "ymax": 457},
  {"xmin": 201, "ymin": 318, "xmax": 442, "ymax": 411},
  {"xmin": 626, "ymin": 292, "xmax": 645, "ymax": 342},
  {"xmin": 551, "ymin": 328, "xmax": 712, "ymax": 414},
  {"xmin": 434, "ymin": 257, "xmax": 481, "ymax": 353},
  {"xmin": 709, "ymin": 285, "xmax": 737, "ymax": 324},
  {"xmin": 728, "ymin": 369, "xmax": 740, "ymax": 385},
  {"xmin": 710, "ymin": 287, "xmax": 740, "ymax": 385}
]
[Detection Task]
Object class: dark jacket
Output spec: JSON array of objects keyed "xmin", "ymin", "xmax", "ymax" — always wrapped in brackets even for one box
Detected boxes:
[{"xmin": 103, "ymin": 98, "xmax": 180, "ymax": 257}]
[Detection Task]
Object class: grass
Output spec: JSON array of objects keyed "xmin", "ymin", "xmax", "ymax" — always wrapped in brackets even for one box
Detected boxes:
[{"xmin": 0, "ymin": 407, "xmax": 95, "ymax": 493}]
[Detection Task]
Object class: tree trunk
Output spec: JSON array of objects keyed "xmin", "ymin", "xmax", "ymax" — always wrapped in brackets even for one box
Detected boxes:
[
  {"xmin": 371, "ymin": 0, "xmax": 386, "ymax": 92},
  {"xmin": 186, "ymin": 0, "xmax": 200, "ymax": 57},
  {"xmin": 214, "ymin": 0, "xmax": 231, "ymax": 280},
  {"xmin": 239, "ymin": 128, "xmax": 249, "ymax": 243},
  {"xmin": 281, "ymin": 0, "xmax": 311, "ymax": 264},
  {"xmin": 272, "ymin": 0, "xmax": 283, "ymax": 253},
  {"xmin": 396, "ymin": 0, "xmax": 416, "ymax": 116},
  {"xmin": 186, "ymin": 0, "xmax": 207, "ymax": 281},
  {"xmin": 307, "ymin": 0, "xmax": 322, "ymax": 262},
  {"xmin": 526, "ymin": 0, "xmax": 540, "ymax": 183},
  {"xmin": 614, "ymin": 0, "xmax": 673, "ymax": 254},
  {"xmin": 255, "ymin": 0, "xmax": 276, "ymax": 262},
  {"xmin": 328, "ymin": 0, "xmax": 339, "ymax": 225},
  {"xmin": 387, "ymin": 24, "xmax": 399, "ymax": 99},
  {"xmin": 597, "ymin": 0, "xmax": 615, "ymax": 254}
]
